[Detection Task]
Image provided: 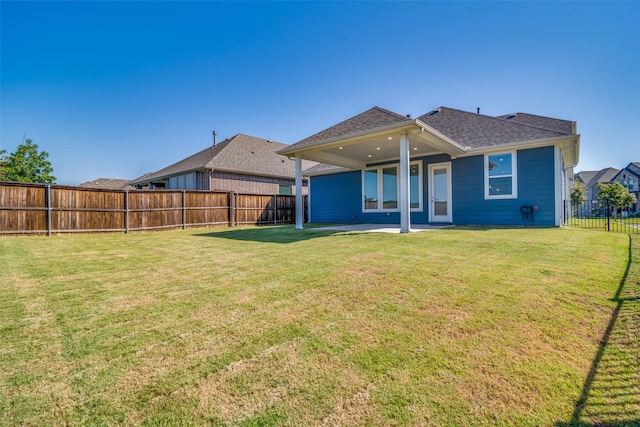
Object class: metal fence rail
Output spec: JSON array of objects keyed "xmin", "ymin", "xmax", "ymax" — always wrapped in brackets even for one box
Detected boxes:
[{"xmin": 569, "ymin": 199, "xmax": 640, "ymax": 234}]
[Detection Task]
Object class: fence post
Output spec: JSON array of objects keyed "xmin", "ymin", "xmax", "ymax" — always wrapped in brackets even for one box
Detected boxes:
[
  {"xmin": 274, "ymin": 194, "xmax": 277, "ymax": 225},
  {"xmin": 124, "ymin": 190, "xmax": 129, "ymax": 233},
  {"xmin": 606, "ymin": 199, "xmax": 610, "ymax": 232},
  {"xmin": 182, "ymin": 190, "xmax": 187, "ymax": 229},
  {"xmin": 46, "ymin": 184, "xmax": 52, "ymax": 236},
  {"xmin": 229, "ymin": 191, "xmax": 234, "ymax": 227}
]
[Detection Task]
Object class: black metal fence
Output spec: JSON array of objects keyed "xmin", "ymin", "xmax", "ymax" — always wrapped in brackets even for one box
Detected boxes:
[{"xmin": 569, "ymin": 199, "xmax": 640, "ymax": 234}]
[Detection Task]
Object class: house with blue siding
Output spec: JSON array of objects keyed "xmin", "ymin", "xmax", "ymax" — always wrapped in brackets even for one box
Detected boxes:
[{"xmin": 278, "ymin": 106, "xmax": 580, "ymax": 232}]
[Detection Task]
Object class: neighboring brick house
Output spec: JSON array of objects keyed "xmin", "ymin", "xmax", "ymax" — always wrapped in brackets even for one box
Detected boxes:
[
  {"xmin": 610, "ymin": 162, "xmax": 640, "ymax": 213},
  {"xmin": 129, "ymin": 134, "xmax": 316, "ymax": 195},
  {"xmin": 575, "ymin": 167, "xmax": 619, "ymax": 200}
]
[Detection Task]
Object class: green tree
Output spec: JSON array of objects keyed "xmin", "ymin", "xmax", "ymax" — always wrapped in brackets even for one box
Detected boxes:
[
  {"xmin": 0, "ymin": 139, "xmax": 56, "ymax": 184},
  {"xmin": 570, "ymin": 182, "xmax": 588, "ymax": 206},
  {"xmin": 596, "ymin": 182, "xmax": 636, "ymax": 218}
]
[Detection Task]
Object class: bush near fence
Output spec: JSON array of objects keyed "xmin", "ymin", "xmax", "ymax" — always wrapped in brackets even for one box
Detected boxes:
[{"xmin": 0, "ymin": 181, "xmax": 303, "ymax": 235}]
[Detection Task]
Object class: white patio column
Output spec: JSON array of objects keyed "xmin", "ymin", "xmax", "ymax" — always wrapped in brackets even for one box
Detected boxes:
[
  {"xmin": 399, "ymin": 134, "xmax": 411, "ymax": 233},
  {"xmin": 295, "ymin": 155, "xmax": 304, "ymax": 230}
]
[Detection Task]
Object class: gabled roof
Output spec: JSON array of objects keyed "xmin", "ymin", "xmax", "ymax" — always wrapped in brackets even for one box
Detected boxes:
[
  {"xmin": 279, "ymin": 106, "xmax": 412, "ymax": 155},
  {"xmin": 627, "ymin": 162, "xmax": 640, "ymax": 176},
  {"xmin": 576, "ymin": 168, "xmax": 620, "ymax": 187},
  {"xmin": 130, "ymin": 134, "xmax": 316, "ymax": 185},
  {"xmin": 281, "ymin": 105, "xmax": 579, "ymax": 174},
  {"xmin": 417, "ymin": 107, "xmax": 574, "ymax": 149},
  {"xmin": 79, "ymin": 178, "xmax": 134, "ymax": 190},
  {"xmin": 610, "ymin": 162, "xmax": 640, "ymax": 183}
]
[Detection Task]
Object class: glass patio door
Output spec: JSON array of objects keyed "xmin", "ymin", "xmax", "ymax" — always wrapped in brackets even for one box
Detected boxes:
[{"xmin": 428, "ymin": 162, "xmax": 452, "ymax": 223}]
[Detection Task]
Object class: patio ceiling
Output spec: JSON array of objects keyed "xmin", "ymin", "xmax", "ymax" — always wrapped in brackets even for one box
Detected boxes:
[{"xmin": 284, "ymin": 121, "xmax": 466, "ymax": 169}]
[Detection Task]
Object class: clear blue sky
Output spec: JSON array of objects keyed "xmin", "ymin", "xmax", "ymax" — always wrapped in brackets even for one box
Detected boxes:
[{"xmin": 1, "ymin": 1, "xmax": 639, "ymax": 185}]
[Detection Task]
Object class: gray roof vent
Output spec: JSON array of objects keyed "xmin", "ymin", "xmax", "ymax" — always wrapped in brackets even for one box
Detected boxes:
[
  {"xmin": 506, "ymin": 114, "xmax": 517, "ymax": 120},
  {"xmin": 427, "ymin": 108, "xmax": 440, "ymax": 116}
]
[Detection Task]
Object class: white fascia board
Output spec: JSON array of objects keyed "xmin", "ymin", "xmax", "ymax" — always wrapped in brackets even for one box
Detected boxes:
[
  {"xmin": 294, "ymin": 151, "xmax": 366, "ymax": 170},
  {"xmin": 278, "ymin": 121, "xmax": 417, "ymax": 156},
  {"xmin": 304, "ymin": 166, "xmax": 353, "ymax": 177},
  {"xmin": 460, "ymin": 135, "xmax": 579, "ymax": 158}
]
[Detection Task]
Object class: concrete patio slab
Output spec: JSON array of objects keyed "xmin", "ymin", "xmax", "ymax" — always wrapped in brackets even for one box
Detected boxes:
[{"xmin": 312, "ymin": 224, "xmax": 452, "ymax": 233}]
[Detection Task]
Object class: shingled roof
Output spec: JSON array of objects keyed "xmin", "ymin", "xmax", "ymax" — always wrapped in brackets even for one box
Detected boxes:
[
  {"xmin": 130, "ymin": 134, "xmax": 316, "ymax": 185},
  {"xmin": 79, "ymin": 178, "xmax": 134, "ymax": 190},
  {"xmin": 280, "ymin": 106, "xmax": 412, "ymax": 154},
  {"xmin": 494, "ymin": 112, "xmax": 575, "ymax": 134},
  {"xmin": 417, "ymin": 107, "xmax": 574, "ymax": 149},
  {"xmin": 575, "ymin": 167, "xmax": 620, "ymax": 188},
  {"xmin": 283, "ymin": 105, "xmax": 577, "ymax": 164},
  {"xmin": 288, "ymin": 106, "xmax": 578, "ymax": 174}
]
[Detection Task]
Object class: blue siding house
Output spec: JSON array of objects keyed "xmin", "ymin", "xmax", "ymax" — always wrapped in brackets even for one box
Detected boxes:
[{"xmin": 278, "ymin": 106, "xmax": 580, "ymax": 232}]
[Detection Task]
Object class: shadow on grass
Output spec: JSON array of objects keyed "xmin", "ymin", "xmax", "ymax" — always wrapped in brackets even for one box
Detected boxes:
[
  {"xmin": 193, "ymin": 225, "xmax": 344, "ymax": 244},
  {"xmin": 556, "ymin": 234, "xmax": 640, "ymax": 427}
]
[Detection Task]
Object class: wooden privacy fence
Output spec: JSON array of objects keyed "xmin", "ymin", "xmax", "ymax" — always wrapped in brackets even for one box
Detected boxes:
[{"xmin": 0, "ymin": 182, "xmax": 304, "ymax": 235}]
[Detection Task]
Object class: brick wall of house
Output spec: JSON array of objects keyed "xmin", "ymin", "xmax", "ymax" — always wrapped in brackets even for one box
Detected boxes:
[{"xmin": 208, "ymin": 172, "xmax": 308, "ymax": 195}]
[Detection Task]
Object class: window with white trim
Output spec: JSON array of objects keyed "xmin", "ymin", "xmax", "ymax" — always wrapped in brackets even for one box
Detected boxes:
[
  {"xmin": 485, "ymin": 152, "xmax": 517, "ymax": 199},
  {"xmin": 362, "ymin": 161, "xmax": 422, "ymax": 211}
]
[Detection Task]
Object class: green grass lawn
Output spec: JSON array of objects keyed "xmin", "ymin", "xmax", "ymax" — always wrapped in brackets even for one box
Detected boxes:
[{"xmin": 1, "ymin": 226, "xmax": 638, "ymax": 426}]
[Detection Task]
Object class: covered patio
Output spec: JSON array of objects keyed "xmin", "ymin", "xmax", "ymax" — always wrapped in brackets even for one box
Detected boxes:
[{"xmin": 278, "ymin": 107, "xmax": 467, "ymax": 233}]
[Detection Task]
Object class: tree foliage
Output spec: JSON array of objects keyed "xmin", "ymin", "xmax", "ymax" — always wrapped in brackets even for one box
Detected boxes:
[
  {"xmin": 570, "ymin": 182, "xmax": 588, "ymax": 206},
  {"xmin": 596, "ymin": 182, "xmax": 636, "ymax": 215},
  {"xmin": 0, "ymin": 139, "xmax": 56, "ymax": 184}
]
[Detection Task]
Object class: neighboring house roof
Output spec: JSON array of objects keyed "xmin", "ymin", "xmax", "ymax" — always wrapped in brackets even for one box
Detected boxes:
[
  {"xmin": 416, "ymin": 107, "xmax": 574, "ymax": 149},
  {"xmin": 79, "ymin": 178, "xmax": 134, "ymax": 190},
  {"xmin": 610, "ymin": 162, "xmax": 640, "ymax": 186},
  {"xmin": 575, "ymin": 168, "xmax": 620, "ymax": 188},
  {"xmin": 626, "ymin": 162, "xmax": 640, "ymax": 176},
  {"xmin": 130, "ymin": 134, "xmax": 317, "ymax": 185}
]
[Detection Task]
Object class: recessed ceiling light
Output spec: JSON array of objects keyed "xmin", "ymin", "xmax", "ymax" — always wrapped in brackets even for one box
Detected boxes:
[
  {"xmin": 376, "ymin": 147, "xmax": 381, "ymax": 150},
  {"xmin": 413, "ymin": 147, "xmax": 418, "ymax": 151},
  {"xmin": 338, "ymin": 146, "xmax": 343, "ymax": 150},
  {"xmin": 367, "ymin": 154, "xmax": 372, "ymax": 158},
  {"xmin": 387, "ymin": 137, "xmax": 392, "ymax": 140}
]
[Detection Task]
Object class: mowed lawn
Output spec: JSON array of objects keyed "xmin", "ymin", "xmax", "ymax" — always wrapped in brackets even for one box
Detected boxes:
[{"xmin": 1, "ymin": 226, "xmax": 638, "ymax": 426}]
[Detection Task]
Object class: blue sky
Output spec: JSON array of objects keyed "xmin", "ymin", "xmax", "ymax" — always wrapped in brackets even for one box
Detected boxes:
[{"xmin": 1, "ymin": 1, "xmax": 639, "ymax": 185}]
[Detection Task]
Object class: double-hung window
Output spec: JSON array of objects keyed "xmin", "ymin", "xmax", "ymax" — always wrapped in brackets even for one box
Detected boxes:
[
  {"xmin": 485, "ymin": 152, "xmax": 517, "ymax": 199},
  {"xmin": 363, "ymin": 161, "xmax": 422, "ymax": 211}
]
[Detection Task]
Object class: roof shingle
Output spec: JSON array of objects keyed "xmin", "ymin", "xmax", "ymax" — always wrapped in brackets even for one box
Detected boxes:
[
  {"xmin": 495, "ymin": 112, "xmax": 575, "ymax": 134},
  {"xmin": 417, "ymin": 107, "xmax": 573, "ymax": 149},
  {"xmin": 130, "ymin": 134, "xmax": 316, "ymax": 185},
  {"xmin": 79, "ymin": 178, "xmax": 134, "ymax": 190},
  {"xmin": 281, "ymin": 106, "xmax": 412, "ymax": 153}
]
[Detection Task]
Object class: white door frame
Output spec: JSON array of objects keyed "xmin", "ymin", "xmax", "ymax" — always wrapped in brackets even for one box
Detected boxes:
[{"xmin": 428, "ymin": 162, "xmax": 452, "ymax": 223}]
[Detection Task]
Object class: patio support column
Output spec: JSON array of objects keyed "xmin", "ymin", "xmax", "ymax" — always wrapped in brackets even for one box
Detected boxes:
[
  {"xmin": 295, "ymin": 155, "xmax": 304, "ymax": 230},
  {"xmin": 399, "ymin": 133, "xmax": 411, "ymax": 233}
]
